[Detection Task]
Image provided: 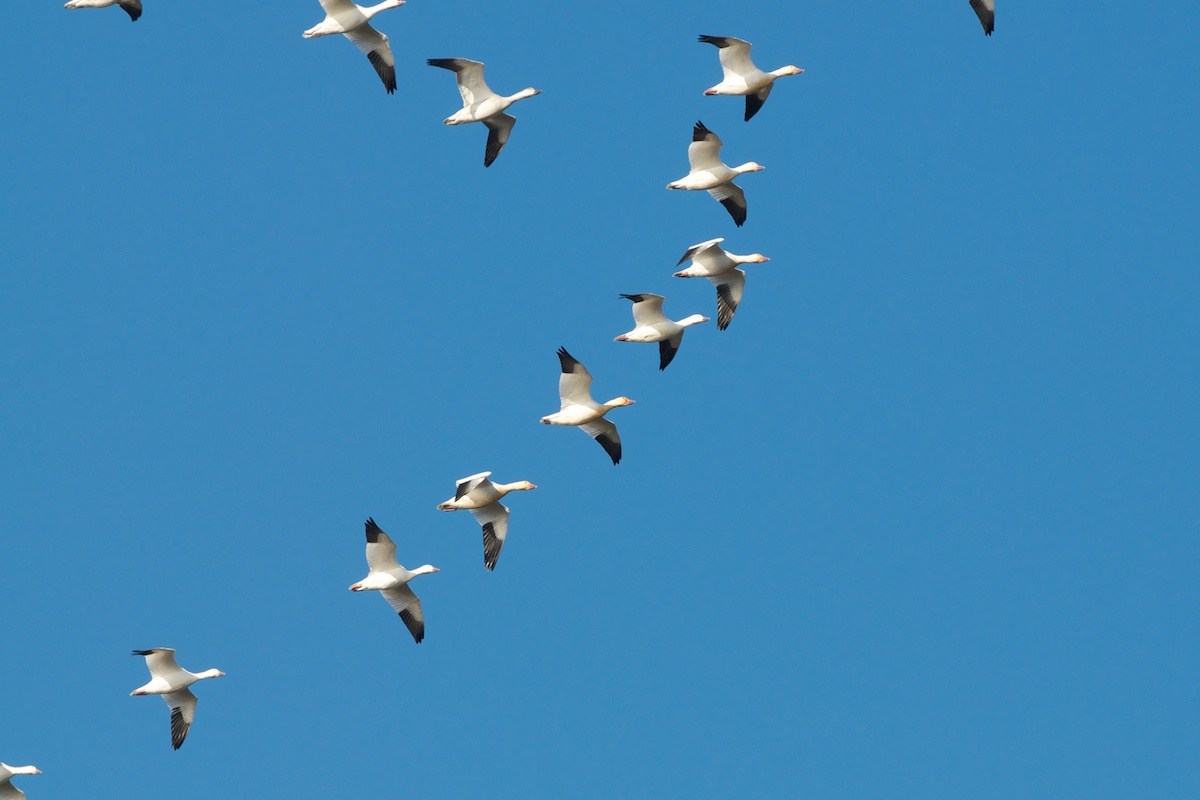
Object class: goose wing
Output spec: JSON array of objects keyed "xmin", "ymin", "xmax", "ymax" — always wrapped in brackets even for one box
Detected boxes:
[
  {"xmin": 688, "ymin": 121, "xmax": 725, "ymax": 172},
  {"xmin": 707, "ymin": 182, "xmax": 747, "ymax": 227},
  {"xmin": 556, "ymin": 347, "xmax": 595, "ymax": 408},
  {"xmin": 162, "ymin": 688, "xmax": 197, "ymax": 750},
  {"xmin": 708, "ymin": 268, "xmax": 746, "ymax": 330},
  {"xmin": 659, "ymin": 333, "xmax": 684, "ymax": 371},
  {"xmin": 132, "ymin": 648, "xmax": 180, "ymax": 679},
  {"xmin": 580, "ymin": 418, "xmax": 622, "ymax": 465},
  {"xmin": 620, "ymin": 293, "xmax": 669, "ymax": 327},
  {"xmin": 745, "ymin": 84, "xmax": 773, "ymax": 121},
  {"xmin": 364, "ymin": 517, "xmax": 400, "ymax": 572},
  {"xmin": 381, "ymin": 584, "xmax": 425, "ymax": 643},
  {"xmin": 345, "ymin": 24, "xmax": 396, "ymax": 94},
  {"xmin": 427, "ymin": 58, "xmax": 496, "ymax": 106},
  {"xmin": 119, "ymin": 0, "xmax": 141, "ymax": 21},
  {"xmin": 454, "ymin": 471, "xmax": 493, "ymax": 501},
  {"xmin": 698, "ymin": 35, "xmax": 757, "ymax": 80},
  {"xmin": 969, "ymin": 0, "xmax": 994, "ymax": 34},
  {"xmin": 483, "ymin": 113, "xmax": 516, "ymax": 167},
  {"xmin": 318, "ymin": 0, "xmax": 358, "ymax": 13},
  {"xmin": 676, "ymin": 238, "xmax": 725, "ymax": 267},
  {"xmin": 0, "ymin": 780, "xmax": 26, "ymax": 800},
  {"xmin": 469, "ymin": 502, "xmax": 510, "ymax": 571}
]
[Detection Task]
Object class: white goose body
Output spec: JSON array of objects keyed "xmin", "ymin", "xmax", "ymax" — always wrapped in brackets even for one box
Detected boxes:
[
  {"xmin": 0, "ymin": 763, "xmax": 42, "ymax": 800},
  {"xmin": 130, "ymin": 648, "xmax": 225, "ymax": 750},
  {"xmin": 350, "ymin": 518, "xmax": 438, "ymax": 642},
  {"xmin": 673, "ymin": 238, "xmax": 771, "ymax": 330},
  {"xmin": 427, "ymin": 58, "xmax": 541, "ymax": 167},
  {"xmin": 698, "ymin": 36, "xmax": 804, "ymax": 121},
  {"xmin": 64, "ymin": 0, "xmax": 142, "ymax": 21},
  {"xmin": 303, "ymin": 0, "xmax": 404, "ymax": 94},
  {"xmin": 614, "ymin": 294, "xmax": 709, "ymax": 370},
  {"xmin": 666, "ymin": 121, "xmax": 763, "ymax": 227},
  {"xmin": 540, "ymin": 348, "xmax": 635, "ymax": 465},
  {"xmin": 438, "ymin": 472, "xmax": 537, "ymax": 570}
]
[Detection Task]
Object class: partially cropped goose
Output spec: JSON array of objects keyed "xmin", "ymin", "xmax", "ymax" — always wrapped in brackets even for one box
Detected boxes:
[
  {"xmin": 969, "ymin": 0, "xmax": 994, "ymax": 35},
  {"xmin": 614, "ymin": 294, "xmax": 709, "ymax": 370},
  {"xmin": 350, "ymin": 518, "xmax": 438, "ymax": 643},
  {"xmin": 130, "ymin": 648, "xmax": 225, "ymax": 750},
  {"xmin": 63, "ymin": 0, "xmax": 142, "ymax": 22},
  {"xmin": 427, "ymin": 58, "xmax": 541, "ymax": 167},
  {"xmin": 673, "ymin": 238, "xmax": 771, "ymax": 330},
  {"xmin": 698, "ymin": 36, "xmax": 804, "ymax": 121},
  {"xmin": 667, "ymin": 121, "xmax": 763, "ymax": 227},
  {"xmin": 438, "ymin": 472, "xmax": 537, "ymax": 570},
  {"xmin": 541, "ymin": 348, "xmax": 635, "ymax": 465},
  {"xmin": 0, "ymin": 763, "xmax": 42, "ymax": 800},
  {"xmin": 303, "ymin": 0, "xmax": 404, "ymax": 94}
]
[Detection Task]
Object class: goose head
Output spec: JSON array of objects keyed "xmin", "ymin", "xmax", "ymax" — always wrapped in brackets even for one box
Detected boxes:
[
  {"xmin": 414, "ymin": 565, "xmax": 441, "ymax": 576},
  {"xmin": 733, "ymin": 162, "xmax": 765, "ymax": 175},
  {"xmin": 604, "ymin": 397, "xmax": 636, "ymax": 409},
  {"xmin": 678, "ymin": 314, "xmax": 711, "ymax": 328},
  {"xmin": 743, "ymin": 253, "xmax": 771, "ymax": 264},
  {"xmin": 773, "ymin": 65, "xmax": 805, "ymax": 77},
  {"xmin": 198, "ymin": 669, "xmax": 226, "ymax": 680}
]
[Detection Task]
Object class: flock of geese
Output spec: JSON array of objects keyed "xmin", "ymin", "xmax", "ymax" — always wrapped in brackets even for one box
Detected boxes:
[{"xmin": 1, "ymin": 1, "xmax": 1001, "ymax": 794}]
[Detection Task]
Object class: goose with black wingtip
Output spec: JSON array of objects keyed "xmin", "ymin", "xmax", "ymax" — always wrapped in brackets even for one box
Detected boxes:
[
  {"xmin": 614, "ymin": 294, "xmax": 709, "ymax": 370},
  {"xmin": 438, "ymin": 472, "xmax": 537, "ymax": 570},
  {"xmin": 130, "ymin": 648, "xmax": 225, "ymax": 750}
]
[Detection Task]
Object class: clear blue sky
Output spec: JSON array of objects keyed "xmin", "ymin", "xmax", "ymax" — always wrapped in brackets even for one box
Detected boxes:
[{"xmin": 1, "ymin": 1, "xmax": 1198, "ymax": 797}]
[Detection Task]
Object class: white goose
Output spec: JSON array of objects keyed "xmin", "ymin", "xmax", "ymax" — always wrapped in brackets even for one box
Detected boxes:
[
  {"xmin": 673, "ymin": 238, "xmax": 771, "ymax": 330},
  {"xmin": 427, "ymin": 58, "xmax": 542, "ymax": 167},
  {"xmin": 614, "ymin": 294, "xmax": 709, "ymax": 370},
  {"xmin": 63, "ymin": 0, "xmax": 142, "ymax": 22},
  {"xmin": 666, "ymin": 121, "xmax": 763, "ymax": 228},
  {"xmin": 437, "ymin": 472, "xmax": 537, "ymax": 570},
  {"xmin": 350, "ymin": 518, "xmax": 438, "ymax": 643},
  {"xmin": 970, "ymin": 0, "xmax": 995, "ymax": 35},
  {"xmin": 0, "ymin": 763, "xmax": 42, "ymax": 800},
  {"xmin": 130, "ymin": 648, "xmax": 225, "ymax": 750},
  {"xmin": 698, "ymin": 36, "xmax": 804, "ymax": 121},
  {"xmin": 303, "ymin": 0, "xmax": 404, "ymax": 94},
  {"xmin": 541, "ymin": 348, "xmax": 635, "ymax": 465}
]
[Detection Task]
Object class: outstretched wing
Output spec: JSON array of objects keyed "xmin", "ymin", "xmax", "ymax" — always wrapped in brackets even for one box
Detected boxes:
[
  {"xmin": 364, "ymin": 517, "xmax": 400, "ymax": 572},
  {"xmin": 469, "ymin": 502, "xmax": 510, "ymax": 571},
  {"xmin": 707, "ymin": 181, "xmax": 747, "ymax": 227},
  {"xmin": 580, "ymin": 418, "xmax": 622, "ymax": 465},
  {"xmin": 676, "ymin": 238, "xmax": 725, "ymax": 267},
  {"xmin": 659, "ymin": 333, "xmax": 684, "ymax": 371},
  {"xmin": 119, "ymin": 0, "xmax": 142, "ymax": 21},
  {"xmin": 745, "ymin": 83, "xmax": 773, "ymax": 121},
  {"xmin": 688, "ymin": 121, "xmax": 725, "ymax": 172},
  {"xmin": 620, "ymin": 293, "xmax": 668, "ymax": 327},
  {"xmin": 969, "ymin": 0, "xmax": 995, "ymax": 35},
  {"xmin": 427, "ymin": 58, "xmax": 495, "ymax": 106},
  {"xmin": 454, "ymin": 471, "xmax": 492, "ymax": 501},
  {"xmin": 483, "ymin": 113, "xmax": 516, "ymax": 167},
  {"xmin": 556, "ymin": 347, "xmax": 595, "ymax": 408},
  {"xmin": 133, "ymin": 647, "xmax": 180, "ymax": 678},
  {"xmin": 381, "ymin": 585, "xmax": 425, "ymax": 643},
  {"xmin": 698, "ymin": 35, "xmax": 756, "ymax": 81},
  {"xmin": 162, "ymin": 688, "xmax": 197, "ymax": 750},
  {"xmin": 345, "ymin": 24, "xmax": 396, "ymax": 94},
  {"xmin": 709, "ymin": 268, "xmax": 747, "ymax": 330}
]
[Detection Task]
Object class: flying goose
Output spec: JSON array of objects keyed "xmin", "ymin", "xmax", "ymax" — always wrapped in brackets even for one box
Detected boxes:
[
  {"xmin": 130, "ymin": 648, "xmax": 225, "ymax": 750},
  {"xmin": 540, "ymin": 348, "xmax": 635, "ymax": 465},
  {"xmin": 437, "ymin": 472, "xmax": 537, "ymax": 570},
  {"xmin": 350, "ymin": 518, "xmax": 438, "ymax": 643},
  {"xmin": 698, "ymin": 36, "xmax": 804, "ymax": 121},
  {"xmin": 673, "ymin": 238, "xmax": 771, "ymax": 330},
  {"xmin": 63, "ymin": 0, "xmax": 142, "ymax": 22},
  {"xmin": 666, "ymin": 121, "xmax": 763, "ymax": 227},
  {"xmin": 614, "ymin": 294, "xmax": 709, "ymax": 370},
  {"xmin": 303, "ymin": 0, "xmax": 404, "ymax": 94},
  {"xmin": 970, "ymin": 0, "xmax": 995, "ymax": 35},
  {"xmin": 0, "ymin": 763, "xmax": 42, "ymax": 800},
  {"xmin": 427, "ymin": 58, "xmax": 542, "ymax": 167}
]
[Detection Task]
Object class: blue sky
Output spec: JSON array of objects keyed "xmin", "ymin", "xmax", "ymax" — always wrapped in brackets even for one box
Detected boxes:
[{"xmin": 2, "ymin": 1, "xmax": 1198, "ymax": 797}]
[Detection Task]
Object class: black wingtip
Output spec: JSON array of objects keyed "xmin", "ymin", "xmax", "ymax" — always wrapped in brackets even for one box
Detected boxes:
[
  {"xmin": 596, "ymin": 432, "xmax": 622, "ymax": 465},
  {"xmin": 131, "ymin": 649, "xmax": 155, "ymax": 656},
  {"xmin": 619, "ymin": 293, "xmax": 645, "ymax": 303},
  {"xmin": 692, "ymin": 120, "xmax": 713, "ymax": 142},
  {"xmin": 719, "ymin": 197, "xmax": 747, "ymax": 227},
  {"xmin": 365, "ymin": 517, "xmax": 384, "ymax": 543},
  {"xmin": 556, "ymin": 346, "xmax": 579, "ymax": 374},
  {"xmin": 399, "ymin": 609, "xmax": 424, "ymax": 644}
]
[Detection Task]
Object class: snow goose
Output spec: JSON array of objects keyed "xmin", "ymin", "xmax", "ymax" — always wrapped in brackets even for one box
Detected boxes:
[
  {"xmin": 437, "ymin": 472, "xmax": 537, "ymax": 570},
  {"xmin": 614, "ymin": 294, "xmax": 709, "ymax": 370},
  {"xmin": 540, "ymin": 348, "xmax": 635, "ymax": 465},
  {"xmin": 698, "ymin": 36, "xmax": 804, "ymax": 121},
  {"xmin": 427, "ymin": 58, "xmax": 542, "ymax": 167},
  {"xmin": 303, "ymin": 0, "xmax": 404, "ymax": 94},
  {"xmin": 63, "ymin": 0, "xmax": 142, "ymax": 22},
  {"xmin": 350, "ymin": 518, "xmax": 438, "ymax": 643},
  {"xmin": 969, "ymin": 0, "xmax": 995, "ymax": 35},
  {"xmin": 130, "ymin": 648, "xmax": 225, "ymax": 750},
  {"xmin": 0, "ymin": 763, "xmax": 42, "ymax": 800},
  {"xmin": 666, "ymin": 121, "xmax": 763, "ymax": 227},
  {"xmin": 673, "ymin": 238, "xmax": 771, "ymax": 330}
]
